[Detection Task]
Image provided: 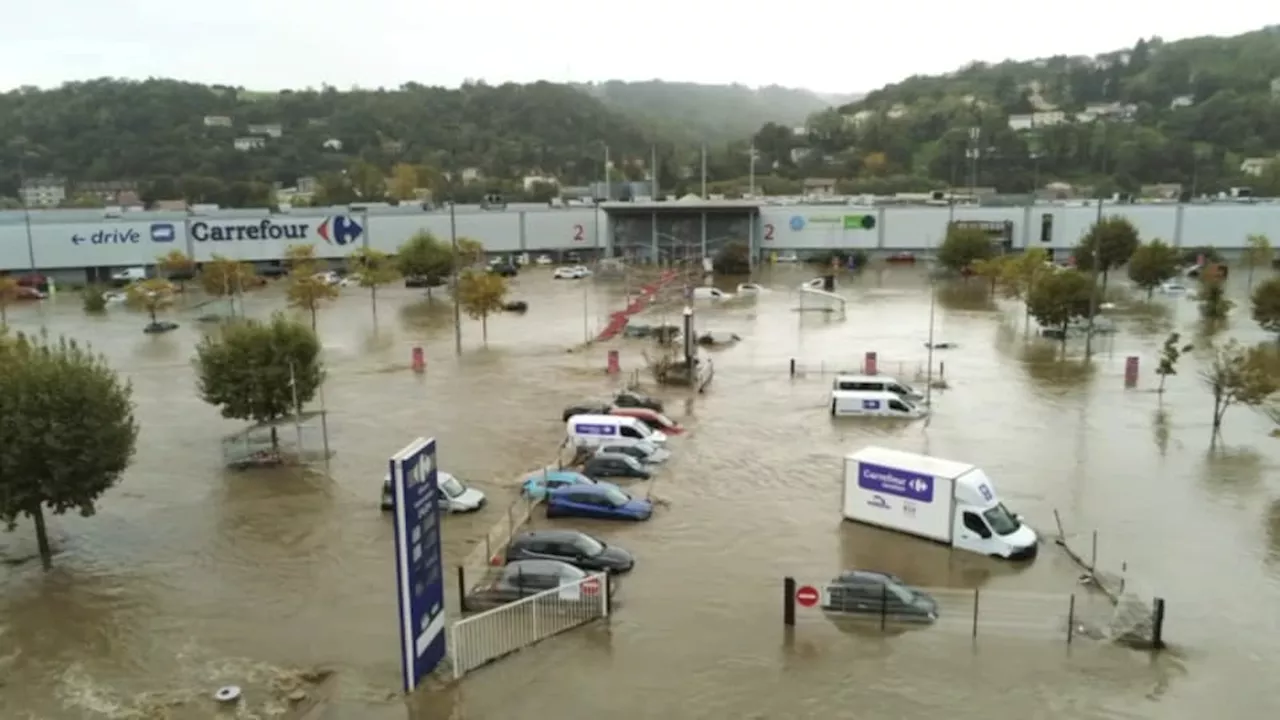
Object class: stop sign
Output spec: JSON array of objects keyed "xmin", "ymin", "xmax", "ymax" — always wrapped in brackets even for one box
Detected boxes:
[
  {"xmin": 795, "ymin": 585, "xmax": 820, "ymax": 608},
  {"xmin": 581, "ymin": 577, "xmax": 601, "ymax": 595}
]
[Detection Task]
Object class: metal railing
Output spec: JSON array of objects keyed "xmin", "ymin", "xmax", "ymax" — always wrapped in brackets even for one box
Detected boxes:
[
  {"xmin": 449, "ymin": 571, "xmax": 610, "ymax": 679},
  {"xmin": 782, "ymin": 577, "xmax": 1166, "ymax": 648}
]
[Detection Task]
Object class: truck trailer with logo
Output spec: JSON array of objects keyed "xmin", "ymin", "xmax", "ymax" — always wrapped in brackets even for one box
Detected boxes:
[{"xmin": 841, "ymin": 446, "xmax": 1037, "ymax": 560}]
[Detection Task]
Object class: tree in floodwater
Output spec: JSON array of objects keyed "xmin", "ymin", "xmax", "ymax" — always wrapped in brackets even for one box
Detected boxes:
[
  {"xmin": 1155, "ymin": 332, "xmax": 1193, "ymax": 395},
  {"xmin": 0, "ymin": 331, "xmax": 139, "ymax": 569},
  {"xmin": 1200, "ymin": 339, "xmax": 1280, "ymax": 435},
  {"xmin": 1025, "ymin": 268, "xmax": 1093, "ymax": 345},
  {"xmin": 194, "ymin": 314, "xmax": 324, "ymax": 450},
  {"xmin": 397, "ymin": 231, "xmax": 455, "ymax": 299},
  {"xmin": 348, "ymin": 247, "xmax": 400, "ymax": 326}
]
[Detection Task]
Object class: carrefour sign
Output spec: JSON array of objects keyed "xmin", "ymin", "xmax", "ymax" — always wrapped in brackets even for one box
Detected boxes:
[{"xmin": 190, "ymin": 215, "xmax": 363, "ymax": 245}]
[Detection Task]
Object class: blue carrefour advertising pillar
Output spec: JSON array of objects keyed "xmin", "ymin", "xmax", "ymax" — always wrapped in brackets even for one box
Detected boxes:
[{"xmin": 390, "ymin": 437, "xmax": 447, "ymax": 693}]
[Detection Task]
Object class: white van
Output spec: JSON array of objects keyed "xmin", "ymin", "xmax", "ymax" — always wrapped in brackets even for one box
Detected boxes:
[
  {"xmin": 831, "ymin": 390, "xmax": 927, "ymax": 418},
  {"xmin": 566, "ymin": 414, "xmax": 668, "ymax": 449},
  {"xmin": 842, "ymin": 447, "xmax": 1038, "ymax": 560},
  {"xmin": 832, "ymin": 374, "xmax": 923, "ymax": 401},
  {"xmin": 380, "ymin": 471, "xmax": 486, "ymax": 513},
  {"xmin": 111, "ymin": 266, "xmax": 147, "ymax": 284}
]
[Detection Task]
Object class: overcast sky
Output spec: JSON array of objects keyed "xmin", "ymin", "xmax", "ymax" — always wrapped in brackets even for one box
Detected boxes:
[{"xmin": 2, "ymin": 2, "xmax": 1273, "ymax": 93}]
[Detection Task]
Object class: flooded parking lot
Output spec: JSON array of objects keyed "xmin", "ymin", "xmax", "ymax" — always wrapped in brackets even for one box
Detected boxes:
[{"xmin": 2, "ymin": 264, "xmax": 1279, "ymax": 719}]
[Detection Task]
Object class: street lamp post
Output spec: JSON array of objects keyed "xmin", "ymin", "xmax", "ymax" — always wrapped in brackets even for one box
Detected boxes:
[
  {"xmin": 925, "ymin": 198, "xmax": 954, "ymax": 407},
  {"xmin": 1083, "ymin": 196, "xmax": 1103, "ymax": 359},
  {"xmin": 450, "ymin": 198, "xmax": 462, "ymax": 356}
]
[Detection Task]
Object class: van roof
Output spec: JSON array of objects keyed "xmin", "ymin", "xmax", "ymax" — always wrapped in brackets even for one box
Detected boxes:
[
  {"xmin": 845, "ymin": 446, "xmax": 975, "ymax": 480},
  {"xmin": 834, "ymin": 374, "xmax": 903, "ymax": 383},
  {"xmin": 567, "ymin": 414, "xmax": 642, "ymax": 427}
]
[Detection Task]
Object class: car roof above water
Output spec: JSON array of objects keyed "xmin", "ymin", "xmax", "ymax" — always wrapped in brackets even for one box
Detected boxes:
[
  {"xmin": 503, "ymin": 559, "xmax": 585, "ymax": 578},
  {"xmin": 513, "ymin": 529, "xmax": 595, "ymax": 544}
]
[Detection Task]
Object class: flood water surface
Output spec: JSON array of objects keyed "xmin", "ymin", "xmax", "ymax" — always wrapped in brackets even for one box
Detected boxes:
[{"xmin": 2, "ymin": 266, "xmax": 1279, "ymax": 719}]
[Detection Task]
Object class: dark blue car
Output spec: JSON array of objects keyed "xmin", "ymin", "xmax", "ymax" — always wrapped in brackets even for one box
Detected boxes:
[{"xmin": 546, "ymin": 483, "xmax": 653, "ymax": 522}]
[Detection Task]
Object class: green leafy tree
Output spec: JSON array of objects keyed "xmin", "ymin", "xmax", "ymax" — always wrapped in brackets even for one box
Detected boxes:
[
  {"xmin": 348, "ymin": 247, "xmax": 400, "ymax": 326},
  {"xmin": 713, "ymin": 240, "xmax": 751, "ymax": 274},
  {"xmin": 1198, "ymin": 266, "xmax": 1233, "ymax": 322},
  {"xmin": 0, "ymin": 332, "xmax": 139, "ymax": 569},
  {"xmin": 397, "ymin": 231, "xmax": 455, "ymax": 299},
  {"xmin": 1243, "ymin": 234, "xmax": 1273, "ymax": 290},
  {"xmin": 1251, "ymin": 275, "xmax": 1280, "ymax": 336},
  {"xmin": 1155, "ymin": 332, "xmax": 1193, "ymax": 394},
  {"xmin": 199, "ymin": 255, "xmax": 256, "ymax": 317},
  {"xmin": 1200, "ymin": 339, "xmax": 1280, "ymax": 433},
  {"xmin": 194, "ymin": 314, "xmax": 324, "ymax": 449},
  {"xmin": 286, "ymin": 267, "xmax": 340, "ymax": 331},
  {"xmin": 82, "ymin": 285, "xmax": 108, "ymax": 314},
  {"xmin": 455, "ymin": 269, "xmax": 508, "ymax": 344},
  {"xmin": 1072, "ymin": 217, "xmax": 1140, "ymax": 292},
  {"xmin": 1026, "ymin": 268, "xmax": 1094, "ymax": 343},
  {"xmin": 970, "ymin": 256, "xmax": 1008, "ymax": 297},
  {"xmin": 937, "ymin": 225, "xmax": 995, "ymax": 274},
  {"xmin": 456, "ymin": 237, "xmax": 487, "ymax": 266},
  {"xmin": 0, "ymin": 274, "xmax": 18, "ymax": 326},
  {"xmin": 1126, "ymin": 239, "xmax": 1181, "ymax": 299},
  {"xmin": 125, "ymin": 278, "xmax": 176, "ymax": 324},
  {"xmin": 156, "ymin": 249, "xmax": 196, "ymax": 295}
]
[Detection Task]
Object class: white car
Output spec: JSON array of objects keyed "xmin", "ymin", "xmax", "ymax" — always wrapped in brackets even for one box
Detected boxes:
[
  {"xmin": 736, "ymin": 282, "xmax": 766, "ymax": 295},
  {"xmin": 691, "ymin": 286, "xmax": 732, "ymax": 300},
  {"xmin": 380, "ymin": 471, "xmax": 486, "ymax": 513},
  {"xmin": 776, "ymin": 252, "xmax": 799, "ymax": 263},
  {"xmin": 1157, "ymin": 281, "xmax": 1188, "ymax": 294},
  {"xmin": 554, "ymin": 265, "xmax": 592, "ymax": 279},
  {"xmin": 313, "ymin": 271, "xmax": 354, "ymax": 287},
  {"xmin": 535, "ymin": 255, "xmax": 553, "ymax": 265}
]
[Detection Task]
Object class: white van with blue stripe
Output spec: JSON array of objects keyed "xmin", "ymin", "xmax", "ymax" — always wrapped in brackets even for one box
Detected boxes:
[{"xmin": 566, "ymin": 414, "xmax": 668, "ymax": 449}]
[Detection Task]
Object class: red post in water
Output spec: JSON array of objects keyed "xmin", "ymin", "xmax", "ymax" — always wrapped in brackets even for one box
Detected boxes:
[
  {"xmin": 607, "ymin": 350, "xmax": 620, "ymax": 374},
  {"xmin": 1124, "ymin": 356, "xmax": 1139, "ymax": 388},
  {"xmin": 865, "ymin": 351, "xmax": 878, "ymax": 376},
  {"xmin": 411, "ymin": 346, "xmax": 426, "ymax": 373}
]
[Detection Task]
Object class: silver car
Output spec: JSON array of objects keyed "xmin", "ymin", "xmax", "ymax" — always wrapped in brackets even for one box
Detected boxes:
[{"xmin": 597, "ymin": 440, "xmax": 669, "ymax": 464}]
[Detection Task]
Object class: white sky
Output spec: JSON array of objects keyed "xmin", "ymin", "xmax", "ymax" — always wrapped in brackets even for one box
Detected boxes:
[{"xmin": 2, "ymin": 1, "xmax": 1273, "ymax": 93}]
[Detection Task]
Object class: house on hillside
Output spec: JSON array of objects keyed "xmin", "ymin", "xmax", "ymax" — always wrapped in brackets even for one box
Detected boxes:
[{"xmin": 803, "ymin": 178, "xmax": 838, "ymax": 197}]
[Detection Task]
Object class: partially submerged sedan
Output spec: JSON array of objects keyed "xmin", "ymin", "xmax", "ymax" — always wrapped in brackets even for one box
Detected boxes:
[
  {"xmin": 521, "ymin": 469, "xmax": 596, "ymax": 500},
  {"xmin": 465, "ymin": 559, "xmax": 612, "ymax": 612}
]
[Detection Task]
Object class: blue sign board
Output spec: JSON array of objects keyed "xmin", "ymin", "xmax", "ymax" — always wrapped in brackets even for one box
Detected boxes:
[
  {"xmin": 150, "ymin": 223, "xmax": 176, "ymax": 243},
  {"xmin": 390, "ymin": 437, "xmax": 447, "ymax": 693},
  {"xmin": 861, "ymin": 399, "xmax": 881, "ymax": 410},
  {"xmin": 573, "ymin": 423, "xmax": 618, "ymax": 436},
  {"xmin": 858, "ymin": 462, "xmax": 935, "ymax": 503}
]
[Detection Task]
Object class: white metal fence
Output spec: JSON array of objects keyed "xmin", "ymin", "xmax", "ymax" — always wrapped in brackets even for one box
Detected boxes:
[{"xmin": 449, "ymin": 572, "xmax": 611, "ymax": 679}]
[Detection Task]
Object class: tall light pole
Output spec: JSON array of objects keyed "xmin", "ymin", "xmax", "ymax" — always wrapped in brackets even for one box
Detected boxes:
[
  {"xmin": 15, "ymin": 148, "xmax": 37, "ymax": 271},
  {"xmin": 1083, "ymin": 195, "xmax": 1103, "ymax": 359},
  {"xmin": 926, "ymin": 197, "xmax": 953, "ymax": 407},
  {"xmin": 449, "ymin": 197, "xmax": 462, "ymax": 356},
  {"xmin": 966, "ymin": 127, "xmax": 981, "ymax": 198}
]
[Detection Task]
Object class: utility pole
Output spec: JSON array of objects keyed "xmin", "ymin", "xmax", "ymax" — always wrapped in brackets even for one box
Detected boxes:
[
  {"xmin": 16, "ymin": 153, "xmax": 36, "ymax": 271},
  {"xmin": 700, "ymin": 144, "xmax": 708, "ymax": 198},
  {"xmin": 449, "ymin": 197, "xmax": 462, "ymax": 356},
  {"xmin": 1083, "ymin": 196, "xmax": 1103, "ymax": 359},
  {"xmin": 967, "ymin": 127, "xmax": 981, "ymax": 198},
  {"xmin": 748, "ymin": 143, "xmax": 757, "ymax": 196}
]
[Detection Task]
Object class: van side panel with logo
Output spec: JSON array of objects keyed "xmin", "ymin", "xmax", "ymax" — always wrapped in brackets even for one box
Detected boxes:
[{"xmin": 843, "ymin": 458, "xmax": 953, "ymax": 543}]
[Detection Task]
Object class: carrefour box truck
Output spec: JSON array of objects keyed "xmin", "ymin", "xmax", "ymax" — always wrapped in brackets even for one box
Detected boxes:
[{"xmin": 842, "ymin": 446, "xmax": 1038, "ymax": 560}]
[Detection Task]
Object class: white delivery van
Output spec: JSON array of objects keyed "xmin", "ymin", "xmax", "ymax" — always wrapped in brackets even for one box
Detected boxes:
[
  {"xmin": 111, "ymin": 266, "xmax": 148, "ymax": 285},
  {"xmin": 841, "ymin": 446, "xmax": 1038, "ymax": 560},
  {"xmin": 380, "ymin": 471, "xmax": 486, "ymax": 513},
  {"xmin": 831, "ymin": 390, "xmax": 927, "ymax": 418},
  {"xmin": 566, "ymin": 414, "xmax": 668, "ymax": 449},
  {"xmin": 832, "ymin": 374, "xmax": 923, "ymax": 401}
]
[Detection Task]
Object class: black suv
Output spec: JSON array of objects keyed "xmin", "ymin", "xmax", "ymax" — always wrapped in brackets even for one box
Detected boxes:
[
  {"xmin": 505, "ymin": 529, "xmax": 634, "ymax": 573},
  {"xmin": 614, "ymin": 390, "xmax": 663, "ymax": 412},
  {"xmin": 822, "ymin": 570, "xmax": 938, "ymax": 622}
]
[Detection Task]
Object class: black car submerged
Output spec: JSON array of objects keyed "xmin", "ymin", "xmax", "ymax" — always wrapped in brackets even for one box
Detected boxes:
[{"xmin": 505, "ymin": 529, "xmax": 635, "ymax": 573}]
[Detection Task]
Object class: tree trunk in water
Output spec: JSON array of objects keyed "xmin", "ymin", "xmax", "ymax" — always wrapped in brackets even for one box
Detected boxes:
[
  {"xmin": 271, "ymin": 425, "xmax": 280, "ymax": 451},
  {"xmin": 1248, "ymin": 264, "xmax": 1255, "ymax": 290},
  {"xmin": 310, "ymin": 308, "xmax": 317, "ymax": 331},
  {"xmin": 31, "ymin": 504, "xmax": 52, "ymax": 570},
  {"xmin": 148, "ymin": 306, "xmax": 157, "ymax": 323},
  {"xmin": 1, "ymin": 303, "xmax": 7, "ymax": 325},
  {"xmin": 370, "ymin": 285, "xmax": 379, "ymax": 327},
  {"xmin": 481, "ymin": 314, "xmax": 488, "ymax": 344}
]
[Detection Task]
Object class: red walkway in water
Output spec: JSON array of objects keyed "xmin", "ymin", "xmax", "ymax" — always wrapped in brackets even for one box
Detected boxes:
[{"xmin": 595, "ymin": 270, "xmax": 680, "ymax": 341}]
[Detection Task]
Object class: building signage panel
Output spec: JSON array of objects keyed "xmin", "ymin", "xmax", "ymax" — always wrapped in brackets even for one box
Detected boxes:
[
  {"xmin": 857, "ymin": 462, "xmax": 935, "ymax": 503},
  {"xmin": 190, "ymin": 215, "xmax": 363, "ymax": 245},
  {"xmin": 390, "ymin": 437, "xmax": 447, "ymax": 693}
]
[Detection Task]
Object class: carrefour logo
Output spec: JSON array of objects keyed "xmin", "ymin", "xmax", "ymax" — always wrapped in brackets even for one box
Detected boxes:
[
  {"xmin": 190, "ymin": 215, "xmax": 362, "ymax": 244},
  {"xmin": 318, "ymin": 215, "xmax": 363, "ymax": 246}
]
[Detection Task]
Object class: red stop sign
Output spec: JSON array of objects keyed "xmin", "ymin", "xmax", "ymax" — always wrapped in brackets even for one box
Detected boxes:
[
  {"xmin": 581, "ymin": 577, "xmax": 601, "ymax": 595},
  {"xmin": 795, "ymin": 585, "xmax": 820, "ymax": 608}
]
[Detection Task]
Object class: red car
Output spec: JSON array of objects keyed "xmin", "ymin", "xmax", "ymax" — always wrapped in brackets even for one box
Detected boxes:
[
  {"xmin": 16, "ymin": 286, "xmax": 47, "ymax": 300},
  {"xmin": 886, "ymin": 252, "xmax": 916, "ymax": 264},
  {"xmin": 610, "ymin": 407, "xmax": 684, "ymax": 434}
]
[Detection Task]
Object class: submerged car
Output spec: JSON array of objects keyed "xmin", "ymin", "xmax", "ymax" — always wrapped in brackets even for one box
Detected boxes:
[
  {"xmin": 822, "ymin": 570, "xmax": 938, "ymax": 622},
  {"xmin": 380, "ymin": 471, "xmax": 486, "ymax": 512},
  {"xmin": 582, "ymin": 453, "xmax": 653, "ymax": 480},
  {"xmin": 464, "ymin": 559, "xmax": 612, "ymax": 612},
  {"xmin": 505, "ymin": 529, "xmax": 635, "ymax": 573},
  {"xmin": 610, "ymin": 407, "xmax": 684, "ymax": 434},
  {"xmin": 613, "ymin": 390, "xmax": 663, "ymax": 412},
  {"xmin": 553, "ymin": 265, "xmax": 592, "ymax": 279},
  {"xmin": 521, "ymin": 470, "xmax": 596, "ymax": 500},
  {"xmin": 596, "ymin": 440, "xmax": 669, "ymax": 464},
  {"xmin": 546, "ymin": 483, "xmax": 653, "ymax": 521},
  {"xmin": 562, "ymin": 401, "xmax": 613, "ymax": 422}
]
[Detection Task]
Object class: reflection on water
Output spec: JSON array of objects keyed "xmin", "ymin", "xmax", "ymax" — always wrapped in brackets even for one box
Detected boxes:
[{"xmin": 2, "ymin": 266, "xmax": 1280, "ymax": 719}]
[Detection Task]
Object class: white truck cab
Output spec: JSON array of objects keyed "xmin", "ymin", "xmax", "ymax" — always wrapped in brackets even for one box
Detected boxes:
[
  {"xmin": 841, "ymin": 446, "xmax": 1037, "ymax": 560},
  {"xmin": 831, "ymin": 375, "xmax": 927, "ymax": 417}
]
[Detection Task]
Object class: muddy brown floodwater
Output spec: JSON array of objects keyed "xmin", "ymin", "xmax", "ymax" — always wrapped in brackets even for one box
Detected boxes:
[{"xmin": 2, "ymin": 265, "xmax": 1280, "ymax": 720}]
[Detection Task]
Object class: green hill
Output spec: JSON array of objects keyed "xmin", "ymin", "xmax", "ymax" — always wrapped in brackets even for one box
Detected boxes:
[
  {"xmin": 742, "ymin": 26, "xmax": 1280, "ymax": 197},
  {"xmin": 576, "ymin": 80, "xmax": 846, "ymax": 144}
]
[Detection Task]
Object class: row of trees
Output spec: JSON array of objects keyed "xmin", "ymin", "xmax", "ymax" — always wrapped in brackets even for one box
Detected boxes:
[{"xmin": 0, "ymin": 227, "xmax": 521, "ymax": 569}]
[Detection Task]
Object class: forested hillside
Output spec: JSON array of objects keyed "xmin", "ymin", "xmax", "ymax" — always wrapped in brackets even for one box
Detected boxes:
[
  {"xmin": 576, "ymin": 81, "xmax": 840, "ymax": 144},
  {"xmin": 0, "ymin": 78, "xmax": 657, "ymax": 204},
  {"xmin": 739, "ymin": 26, "xmax": 1280, "ymax": 196}
]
